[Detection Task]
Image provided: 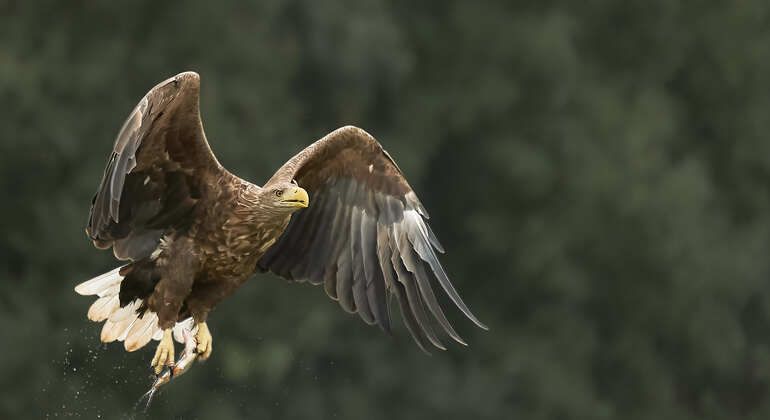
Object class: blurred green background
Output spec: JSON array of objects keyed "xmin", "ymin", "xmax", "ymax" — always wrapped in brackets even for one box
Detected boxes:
[{"xmin": 3, "ymin": 0, "xmax": 770, "ymax": 418}]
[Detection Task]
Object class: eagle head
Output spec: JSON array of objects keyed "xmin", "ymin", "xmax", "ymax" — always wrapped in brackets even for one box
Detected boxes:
[{"xmin": 265, "ymin": 181, "xmax": 309, "ymax": 210}]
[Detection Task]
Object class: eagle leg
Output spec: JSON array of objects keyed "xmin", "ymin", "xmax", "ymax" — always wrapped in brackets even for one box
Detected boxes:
[
  {"xmin": 195, "ymin": 322, "xmax": 213, "ymax": 360},
  {"xmin": 151, "ymin": 329, "xmax": 175, "ymax": 374}
]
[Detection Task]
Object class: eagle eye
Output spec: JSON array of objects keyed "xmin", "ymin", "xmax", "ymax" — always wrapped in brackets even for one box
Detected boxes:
[{"xmin": 274, "ymin": 189, "xmax": 283, "ymax": 197}]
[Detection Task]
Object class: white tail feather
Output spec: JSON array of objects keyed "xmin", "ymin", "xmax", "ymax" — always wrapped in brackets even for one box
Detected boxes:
[
  {"xmin": 74, "ymin": 266, "xmax": 124, "ymax": 296},
  {"xmin": 99, "ymin": 284, "xmax": 120, "ymax": 298},
  {"xmin": 125, "ymin": 312, "xmax": 158, "ymax": 351},
  {"xmin": 78, "ymin": 267, "xmax": 196, "ymax": 351},
  {"xmin": 117, "ymin": 317, "xmax": 139, "ymax": 342},
  {"xmin": 108, "ymin": 300, "xmax": 140, "ymax": 322},
  {"xmin": 87, "ymin": 295, "xmax": 119, "ymax": 322},
  {"xmin": 101, "ymin": 316, "xmax": 134, "ymax": 342},
  {"xmin": 100, "ymin": 321, "xmax": 118, "ymax": 342}
]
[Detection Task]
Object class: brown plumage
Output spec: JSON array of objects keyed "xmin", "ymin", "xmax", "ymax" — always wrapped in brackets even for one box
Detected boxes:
[{"xmin": 75, "ymin": 71, "xmax": 486, "ymax": 366}]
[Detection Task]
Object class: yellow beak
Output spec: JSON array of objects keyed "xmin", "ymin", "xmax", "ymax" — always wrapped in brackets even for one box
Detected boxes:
[{"xmin": 281, "ymin": 187, "xmax": 309, "ymax": 208}]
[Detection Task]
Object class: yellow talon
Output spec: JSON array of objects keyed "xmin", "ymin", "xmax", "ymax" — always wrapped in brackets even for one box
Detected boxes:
[
  {"xmin": 195, "ymin": 322, "xmax": 213, "ymax": 360},
  {"xmin": 151, "ymin": 329, "xmax": 175, "ymax": 374}
]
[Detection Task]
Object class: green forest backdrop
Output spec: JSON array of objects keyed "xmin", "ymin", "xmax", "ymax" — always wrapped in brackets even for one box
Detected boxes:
[{"xmin": 3, "ymin": 0, "xmax": 770, "ymax": 419}]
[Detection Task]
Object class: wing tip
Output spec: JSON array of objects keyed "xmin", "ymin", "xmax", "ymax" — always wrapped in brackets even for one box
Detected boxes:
[
  {"xmin": 462, "ymin": 310, "xmax": 489, "ymax": 331},
  {"xmin": 435, "ymin": 342, "xmax": 447, "ymax": 351},
  {"xmin": 450, "ymin": 333, "xmax": 469, "ymax": 346},
  {"xmin": 337, "ymin": 125, "xmax": 370, "ymax": 137}
]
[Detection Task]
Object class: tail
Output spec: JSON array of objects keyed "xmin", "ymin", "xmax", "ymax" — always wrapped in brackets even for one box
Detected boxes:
[{"xmin": 75, "ymin": 267, "xmax": 194, "ymax": 351}]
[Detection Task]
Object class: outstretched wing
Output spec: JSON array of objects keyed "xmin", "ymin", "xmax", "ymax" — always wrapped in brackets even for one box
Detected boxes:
[
  {"xmin": 86, "ymin": 71, "xmax": 223, "ymax": 261},
  {"xmin": 258, "ymin": 126, "xmax": 487, "ymax": 353}
]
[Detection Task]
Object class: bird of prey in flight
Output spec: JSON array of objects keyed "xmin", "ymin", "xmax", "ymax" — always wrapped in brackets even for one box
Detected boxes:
[{"xmin": 75, "ymin": 71, "xmax": 486, "ymax": 374}]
